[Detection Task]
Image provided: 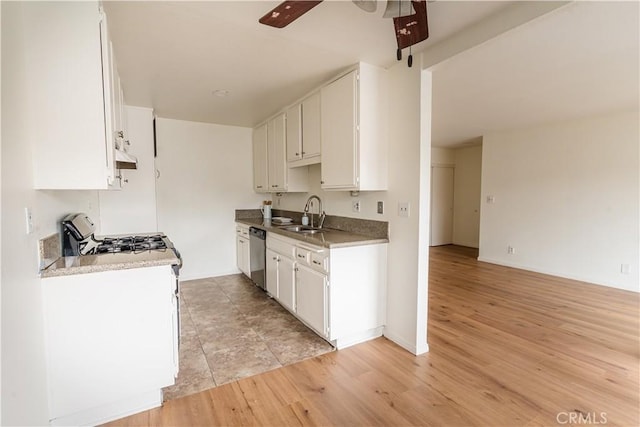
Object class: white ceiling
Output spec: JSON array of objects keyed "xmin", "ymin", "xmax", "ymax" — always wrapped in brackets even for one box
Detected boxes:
[
  {"xmin": 103, "ymin": 1, "xmax": 639, "ymax": 147},
  {"xmin": 431, "ymin": 1, "xmax": 640, "ymax": 147}
]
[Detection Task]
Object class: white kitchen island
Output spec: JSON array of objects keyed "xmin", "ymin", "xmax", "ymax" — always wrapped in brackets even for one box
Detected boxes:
[{"xmin": 41, "ymin": 258, "xmax": 179, "ymax": 426}]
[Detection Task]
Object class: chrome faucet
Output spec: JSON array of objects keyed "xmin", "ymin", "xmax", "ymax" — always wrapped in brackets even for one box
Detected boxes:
[{"xmin": 304, "ymin": 195, "xmax": 326, "ymax": 229}]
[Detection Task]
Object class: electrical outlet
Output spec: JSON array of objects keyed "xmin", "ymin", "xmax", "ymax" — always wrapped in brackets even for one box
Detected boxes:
[
  {"xmin": 398, "ymin": 202, "xmax": 410, "ymax": 217},
  {"xmin": 507, "ymin": 246, "xmax": 515, "ymax": 254},
  {"xmin": 352, "ymin": 200, "xmax": 361, "ymax": 213},
  {"xmin": 377, "ymin": 201, "xmax": 384, "ymax": 214},
  {"xmin": 486, "ymin": 195, "xmax": 496, "ymax": 204}
]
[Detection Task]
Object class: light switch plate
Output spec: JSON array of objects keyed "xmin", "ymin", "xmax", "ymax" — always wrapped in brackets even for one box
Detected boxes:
[
  {"xmin": 25, "ymin": 207, "xmax": 34, "ymax": 234},
  {"xmin": 377, "ymin": 201, "xmax": 384, "ymax": 214}
]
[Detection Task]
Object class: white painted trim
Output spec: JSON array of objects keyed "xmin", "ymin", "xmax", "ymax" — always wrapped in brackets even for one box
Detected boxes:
[
  {"xmin": 50, "ymin": 389, "xmax": 163, "ymax": 427},
  {"xmin": 477, "ymin": 257, "xmax": 638, "ymax": 293},
  {"xmin": 383, "ymin": 330, "xmax": 429, "ymax": 355},
  {"xmin": 415, "ymin": 69, "xmax": 432, "ymax": 357},
  {"xmin": 334, "ymin": 326, "xmax": 384, "ymax": 350}
]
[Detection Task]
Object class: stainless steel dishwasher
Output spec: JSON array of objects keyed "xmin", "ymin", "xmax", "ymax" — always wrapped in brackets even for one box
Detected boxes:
[{"xmin": 249, "ymin": 227, "xmax": 266, "ymax": 290}]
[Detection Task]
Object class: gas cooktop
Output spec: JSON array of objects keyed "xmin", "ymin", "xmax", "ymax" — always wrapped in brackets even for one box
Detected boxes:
[{"xmin": 95, "ymin": 234, "xmax": 168, "ymax": 254}]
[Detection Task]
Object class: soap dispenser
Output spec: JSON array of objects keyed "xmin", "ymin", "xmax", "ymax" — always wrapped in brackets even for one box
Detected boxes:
[{"xmin": 301, "ymin": 212, "xmax": 309, "ymax": 226}]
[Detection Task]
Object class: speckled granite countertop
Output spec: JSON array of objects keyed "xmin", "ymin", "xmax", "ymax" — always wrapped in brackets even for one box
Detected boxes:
[
  {"xmin": 41, "ymin": 251, "xmax": 180, "ymax": 278},
  {"xmin": 236, "ymin": 218, "xmax": 389, "ymax": 249},
  {"xmin": 40, "ymin": 233, "xmax": 180, "ymax": 278}
]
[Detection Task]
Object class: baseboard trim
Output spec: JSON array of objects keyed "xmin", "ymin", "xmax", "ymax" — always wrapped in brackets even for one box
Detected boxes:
[
  {"xmin": 334, "ymin": 327, "xmax": 384, "ymax": 350},
  {"xmin": 477, "ymin": 256, "xmax": 638, "ymax": 292},
  {"xmin": 383, "ymin": 330, "xmax": 429, "ymax": 355},
  {"xmin": 50, "ymin": 389, "xmax": 163, "ymax": 426}
]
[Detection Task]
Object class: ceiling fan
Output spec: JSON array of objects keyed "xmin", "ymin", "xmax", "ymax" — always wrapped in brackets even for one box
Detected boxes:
[{"xmin": 258, "ymin": 0, "xmax": 429, "ymax": 67}]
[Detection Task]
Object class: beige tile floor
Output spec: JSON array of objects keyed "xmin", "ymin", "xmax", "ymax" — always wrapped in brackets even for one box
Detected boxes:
[{"xmin": 163, "ymin": 274, "xmax": 334, "ymax": 401}]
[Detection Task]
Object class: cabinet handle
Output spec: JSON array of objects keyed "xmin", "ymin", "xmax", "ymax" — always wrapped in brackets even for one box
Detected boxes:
[
  {"xmin": 302, "ymin": 151, "xmax": 306, "ymax": 155},
  {"xmin": 320, "ymin": 180, "xmax": 324, "ymax": 184},
  {"xmin": 257, "ymin": 185, "xmax": 263, "ymax": 189},
  {"xmin": 272, "ymin": 257, "xmax": 277, "ymax": 260},
  {"xmin": 312, "ymin": 260, "xmax": 321, "ymax": 265},
  {"xmin": 295, "ymin": 152, "xmax": 299, "ymax": 156},
  {"xmin": 297, "ymin": 254, "xmax": 305, "ymax": 259}
]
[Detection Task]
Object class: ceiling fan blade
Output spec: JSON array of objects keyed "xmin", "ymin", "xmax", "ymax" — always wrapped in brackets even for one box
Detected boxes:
[
  {"xmin": 383, "ymin": 0, "xmax": 415, "ymax": 19},
  {"xmin": 259, "ymin": 1, "xmax": 323, "ymax": 28},
  {"xmin": 352, "ymin": 0, "xmax": 377, "ymax": 13},
  {"xmin": 393, "ymin": 0, "xmax": 428, "ymax": 50}
]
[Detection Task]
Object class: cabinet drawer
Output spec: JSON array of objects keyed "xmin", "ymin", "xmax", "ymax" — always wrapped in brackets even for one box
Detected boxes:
[
  {"xmin": 310, "ymin": 252, "xmax": 329, "ymax": 273},
  {"xmin": 236, "ymin": 223, "xmax": 250, "ymax": 237},
  {"xmin": 267, "ymin": 234, "xmax": 296, "ymax": 258},
  {"xmin": 295, "ymin": 244, "xmax": 328, "ymax": 273}
]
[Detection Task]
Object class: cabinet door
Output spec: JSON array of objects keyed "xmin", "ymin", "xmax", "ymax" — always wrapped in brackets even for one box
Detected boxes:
[
  {"xmin": 296, "ymin": 264, "xmax": 327, "ymax": 337},
  {"xmin": 26, "ymin": 2, "xmax": 112, "ymax": 189},
  {"xmin": 252, "ymin": 124, "xmax": 268, "ymax": 192},
  {"xmin": 236, "ymin": 235, "xmax": 245, "ymax": 274},
  {"xmin": 320, "ymin": 71, "xmax": 358, "ymax": 189},
  {"xmin": 278, "ymin": 256, "xmax": 296, "ymax": 312},
  {"xmin": 267, "ymin": 114, "xmax": 287, "ymax": 191},
  {"xmin": 241, "ymin": 237, "xmax": 251, "ymax": 277},
  {"xmin": 266, "ymin": 249, "xmax": 279, "ymax": 297},
  {"xmin": 286, "ymin": 104, "xmax": 302, "ymax": 162},
  {"xmin": 302, "ymin": 92, "xmax": 321, "ymax": 159}
]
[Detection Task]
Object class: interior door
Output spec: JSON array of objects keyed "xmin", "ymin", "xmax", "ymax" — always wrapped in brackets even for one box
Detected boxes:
[{"xmin": 430, "ymin": 166, "xmax": 455, "ymax": 246}]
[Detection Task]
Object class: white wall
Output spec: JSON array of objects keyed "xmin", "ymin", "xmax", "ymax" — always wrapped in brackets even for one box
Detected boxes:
[
  {"xmin": 99, "ymin": 106, "xmax": 158, "ymax": 235},
  {"xmin": 479, "ymin": 111, "xmax": 639, "ymax": 291},
  {"xmin": 2, "ymin": 3, "xmax": 100, "ymax": 423},
  {"xmin": 154, "ymin": 118, "xmax": 263, "ymax": 280},
  {"xmin": 431, "ymin": 147, "xmax": 455, "ymax": 166},
  {"xmin": 453, "ymin": 145, "xmax": 482, "ymax": 248},
  {"xmin": 277, "ymin": 65, "xmax": 430, "ymax": 354}
]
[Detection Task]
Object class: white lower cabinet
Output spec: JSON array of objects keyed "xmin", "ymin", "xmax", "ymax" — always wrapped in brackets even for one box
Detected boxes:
[
  {"xmin": 236, "ymin": 224, "xmax": 250, "ymax": 277},
  {"xmin": 41, "ymin": 265, "xmax": 177, "ymax": 426},
  {"xmin": 295, "ymin": 264, "xmax": 328, "ymax": 337},
  {"xmin": 266, "ymin": 232, "xmax": 387, "ymax": 349},
  {"xmin": 266, "ymin": 248, "xmax": 279, "ymax": 297},
  {"xmin": 278, "ymin": 256, "xmax": 296, "ymax": 312}
]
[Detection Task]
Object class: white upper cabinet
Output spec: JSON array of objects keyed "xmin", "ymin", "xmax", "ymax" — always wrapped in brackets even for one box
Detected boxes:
[
  {"xmin": 287, "ymin": 92, "xmax": 321, "ymax": 167},
  {"xmin": 286, "ymin": 104, "xmax": 302, "ymax": 163},
  {"xmin": 267, "ymin": 114, "xmax": 287, "ymax": 191},
  {"xmin": 302, "ymin": 92, "xmax": 322, "ymax": 160},
  {"xmin": 252, "ymin": 124, "xmax": 269, "ymax": 192},
  {"xmin": 253, "ymin": 114, "xmax": 309, "ymax": 193},
  {"xmin": 320, "ymin": 63, "xmax": 388, "ymax": 191},
  {"xmin": 24, "ymin": 1, "xmax": 122, "ymax": 190}
]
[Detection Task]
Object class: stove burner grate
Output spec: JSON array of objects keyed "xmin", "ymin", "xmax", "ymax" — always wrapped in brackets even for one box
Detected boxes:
[{"xmin": 95, "ymin": 234, "xmax": 168, "ymax": 254}]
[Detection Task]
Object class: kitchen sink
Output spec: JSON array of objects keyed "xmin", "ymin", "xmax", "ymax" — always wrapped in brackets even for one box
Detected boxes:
[{"xmin": 282, "ymin": 225, "xmax": 324, "ymax": 234}]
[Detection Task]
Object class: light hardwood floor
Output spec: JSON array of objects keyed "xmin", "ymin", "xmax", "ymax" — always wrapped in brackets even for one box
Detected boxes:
[{"xmin": 105, "ymin": 245, "xmax": 639, "ymax": 426}]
